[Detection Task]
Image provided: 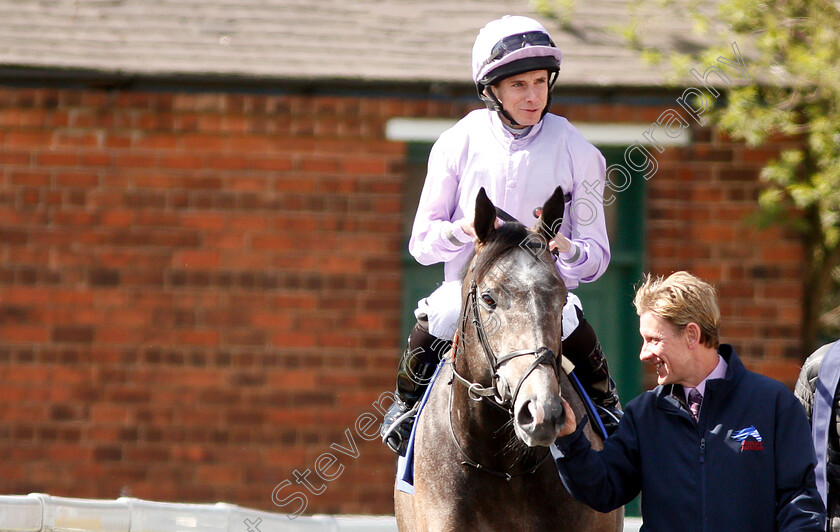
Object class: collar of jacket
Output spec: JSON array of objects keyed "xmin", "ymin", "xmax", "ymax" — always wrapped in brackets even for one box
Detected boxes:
[
  {"xmin": 654, "ymin": 344, "xmax": 745, "ymax": 415},
  {"xmin": 488, "ymin": 110, "xmax": 545, "ymax": 148}
]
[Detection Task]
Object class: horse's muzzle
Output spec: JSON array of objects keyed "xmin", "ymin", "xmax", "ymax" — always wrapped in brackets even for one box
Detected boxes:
[{"xmin": 515, "ymin": 393, "xmax": 565, "ymax": 447}]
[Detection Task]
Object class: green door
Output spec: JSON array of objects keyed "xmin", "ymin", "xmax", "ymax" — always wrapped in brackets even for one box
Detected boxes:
[
  {"xmin": 573, "ymin": 145, "xmax": 645, "ymax": 405},
  {"xmin": 572, "ymin": 146, "xmax": 645, "ymax": 517}
]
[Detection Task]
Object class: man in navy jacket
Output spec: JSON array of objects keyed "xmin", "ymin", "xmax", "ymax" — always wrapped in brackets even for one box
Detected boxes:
[{"xmin": 553, "ymin": 271, "xmax": 825, "ymax": 531}]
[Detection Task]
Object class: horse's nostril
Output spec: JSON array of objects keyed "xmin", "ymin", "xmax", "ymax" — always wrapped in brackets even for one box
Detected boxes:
[
  {"xmin": 517, "ymin": 400, "xmax": 535, "ymax": 427},
  {"xmin": 557, "ymin": 403, "xmax": 566, "ymax": 430}
]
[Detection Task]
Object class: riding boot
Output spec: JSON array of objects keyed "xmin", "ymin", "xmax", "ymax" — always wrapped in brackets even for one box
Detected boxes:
[
  {"xmin": 562, "ymin": 312, "xmax": 623, "ymax": 436},
  {"xmin": 380, "ymin": 321, "xmax": 452, "ymax": 455},
  {"xmin": 577, "ymin": 342, "xmax": 623, "ymax": 436}
]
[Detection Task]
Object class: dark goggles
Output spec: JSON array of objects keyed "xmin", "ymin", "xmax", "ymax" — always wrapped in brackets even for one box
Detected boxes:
[{"xmin": 483, "ymin": 31, "xmax": 556, "ymax": 68}]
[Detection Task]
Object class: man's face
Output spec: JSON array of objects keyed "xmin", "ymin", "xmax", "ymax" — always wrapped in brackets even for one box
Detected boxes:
[
  {"xmin": 638, "ymin": 311, "xmax": 697, "ymax": 387},
  {"xmin": 490, "ymin": 69, "xmax": 549, "ymax": 127}
]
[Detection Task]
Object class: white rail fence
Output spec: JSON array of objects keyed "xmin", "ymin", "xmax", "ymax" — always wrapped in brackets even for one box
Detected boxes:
[
  {"xmin": 0, "ymin": 493, "xmax": 395, "ymax": 532},
  {"xmin": 0, "ymin": 493, "xmax": 643, "ymax": 531}
]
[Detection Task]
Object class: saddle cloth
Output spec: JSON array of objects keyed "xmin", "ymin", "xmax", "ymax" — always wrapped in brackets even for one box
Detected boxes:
[{"xmin": 396, "ymin": 357, "xmax": 448, "ymax": 494}]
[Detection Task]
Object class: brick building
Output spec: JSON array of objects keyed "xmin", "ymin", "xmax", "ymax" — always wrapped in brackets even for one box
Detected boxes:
[{"xmin": 0, "ymin": 0, "xmax": 804, "ymax": 517}]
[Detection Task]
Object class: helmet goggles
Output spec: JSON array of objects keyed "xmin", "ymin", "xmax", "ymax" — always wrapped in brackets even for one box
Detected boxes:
[{"xmin": 481, "ymin": 31, "xmax": 556, "ymax": 71}]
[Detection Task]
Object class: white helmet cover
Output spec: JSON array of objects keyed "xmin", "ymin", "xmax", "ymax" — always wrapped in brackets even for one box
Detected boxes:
[{"xmin": 472, "ymin": 16, "xmax": 563, "ymax": 88}]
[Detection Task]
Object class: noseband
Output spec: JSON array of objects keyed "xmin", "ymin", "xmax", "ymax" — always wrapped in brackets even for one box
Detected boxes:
[{"xmin": 451, "ymin": 279, "xmax": 561, "ymax": 414}]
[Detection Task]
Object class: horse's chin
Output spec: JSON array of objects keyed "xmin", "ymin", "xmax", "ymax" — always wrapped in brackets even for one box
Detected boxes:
[{"xmin": 514, "ymin": 423, "xmax": 561, "ymax": 447}]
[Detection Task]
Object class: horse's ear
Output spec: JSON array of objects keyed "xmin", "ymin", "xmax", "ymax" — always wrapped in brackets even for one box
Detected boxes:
[
  {"xmin": 474, "ymin": 187, "xmax": 496, "ymax": 243},
  {"xmin": 540, "ymin": 186, "xmax": 566, "ymax": 236}
]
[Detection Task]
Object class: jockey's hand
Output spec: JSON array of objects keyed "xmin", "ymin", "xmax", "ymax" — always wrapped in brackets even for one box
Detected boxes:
[
  {"xmin": 461, "ymin": 220, "xmax": 477, "ymax": 238},
  {"xmin": 461, "ymin": 217, "xmax": 503, "ymax": 238},
  {"xmin": 548, "ymin": 233, "xmax": 573, "ymax": 254},
  {"xmin": 556, "ymin": 398, "xmax": 577, "ymax": 438}
]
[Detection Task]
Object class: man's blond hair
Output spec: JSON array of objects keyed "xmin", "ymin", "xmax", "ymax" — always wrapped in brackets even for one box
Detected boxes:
[{"xmin": 633, "ymin": 271, "xmax": 721, "ymax": 349}]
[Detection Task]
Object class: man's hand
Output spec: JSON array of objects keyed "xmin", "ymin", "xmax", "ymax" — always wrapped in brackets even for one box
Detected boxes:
[{"xmin": 556, "ymin": 397, "xmax": 577, "ymax": 438}]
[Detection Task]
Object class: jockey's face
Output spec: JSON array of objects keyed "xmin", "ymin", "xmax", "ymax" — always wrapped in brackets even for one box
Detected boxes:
[
  {"xmin": 638, "ymin": 312, "xmax": 703, "ymax": 388},
  {"xmin": 490, "ymin": 69, "xmax": 549, "ymax": 127}
]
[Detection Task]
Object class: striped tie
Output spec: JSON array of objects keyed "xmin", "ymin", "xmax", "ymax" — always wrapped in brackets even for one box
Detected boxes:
[{"xmin": 688, "ymin": 388, "xmax": 702, "ymax": 421}]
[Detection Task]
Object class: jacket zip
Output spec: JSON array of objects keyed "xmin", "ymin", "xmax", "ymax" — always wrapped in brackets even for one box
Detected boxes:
[{"xmin": 700, "ymin": 435, "xmax": 707, "ymax": 532}]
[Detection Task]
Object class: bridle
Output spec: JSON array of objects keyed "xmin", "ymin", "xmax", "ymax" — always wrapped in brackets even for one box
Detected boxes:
[
  {"xmin": 450, "ymin": 279, "xmax": 562, "ymax": 414},
  {"xmin": 450, "ymin": 205, "xmax": 567, "ymax": 413},
  {"xmin": 446, "ymin": 250, "xmax": 569, "ymax": 480}
]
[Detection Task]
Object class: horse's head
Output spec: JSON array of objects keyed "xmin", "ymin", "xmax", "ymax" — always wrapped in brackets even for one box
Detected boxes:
[{"xmin": 458, "ymin": 187, "xmax": 568, "ymax": 447}]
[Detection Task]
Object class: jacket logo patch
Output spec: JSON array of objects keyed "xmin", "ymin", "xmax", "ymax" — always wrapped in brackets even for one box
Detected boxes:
[{"xmin": 731, "ymin": 425, "xmax": 764, "ymax": 451}]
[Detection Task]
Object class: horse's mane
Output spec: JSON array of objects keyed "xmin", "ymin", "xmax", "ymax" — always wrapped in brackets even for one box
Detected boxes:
[{"xmin": 460, "ymin": 222, "xmax": 552, "ymax": 283}]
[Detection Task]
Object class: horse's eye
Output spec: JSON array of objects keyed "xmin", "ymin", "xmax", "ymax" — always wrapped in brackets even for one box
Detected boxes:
[{"xmin": 481, "ymin": 293, "xmax": 497, "ymax": 310}]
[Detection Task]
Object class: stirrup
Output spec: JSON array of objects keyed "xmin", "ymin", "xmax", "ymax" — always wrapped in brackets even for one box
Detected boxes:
[{"xmin": 381, "ymin": 402, "xmax": 419, "ymax": 454}]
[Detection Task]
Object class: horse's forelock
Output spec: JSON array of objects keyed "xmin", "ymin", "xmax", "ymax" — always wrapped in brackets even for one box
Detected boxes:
[{"xmin": 464, "ymin": 223, "xmax": 557, "ymax": 286}]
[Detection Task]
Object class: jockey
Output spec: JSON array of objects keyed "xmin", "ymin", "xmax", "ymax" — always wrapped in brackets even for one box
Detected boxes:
[{"xmin": 381, "ymin": 15, "xmax": 623, "ymax": 455}]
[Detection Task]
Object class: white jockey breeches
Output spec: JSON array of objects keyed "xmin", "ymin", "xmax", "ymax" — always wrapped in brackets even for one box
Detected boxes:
[{"xmin": 414, "ymin": 280, "xmax": 582, "ymax": 342}]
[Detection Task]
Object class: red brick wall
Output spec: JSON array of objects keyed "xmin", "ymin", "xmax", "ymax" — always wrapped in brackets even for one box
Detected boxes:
[
  {"xmin": 0, "ymin": 86, "xmax": 424, "ymax": 513},
  {"xmin": 0, "ymin": 85, "xmax": 804, "ymax": 514}
]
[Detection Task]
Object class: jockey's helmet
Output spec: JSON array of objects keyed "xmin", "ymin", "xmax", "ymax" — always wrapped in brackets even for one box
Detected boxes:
[{"xmin": 471, "ymin": 16, "xmax": 563, "ymax": 122}]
